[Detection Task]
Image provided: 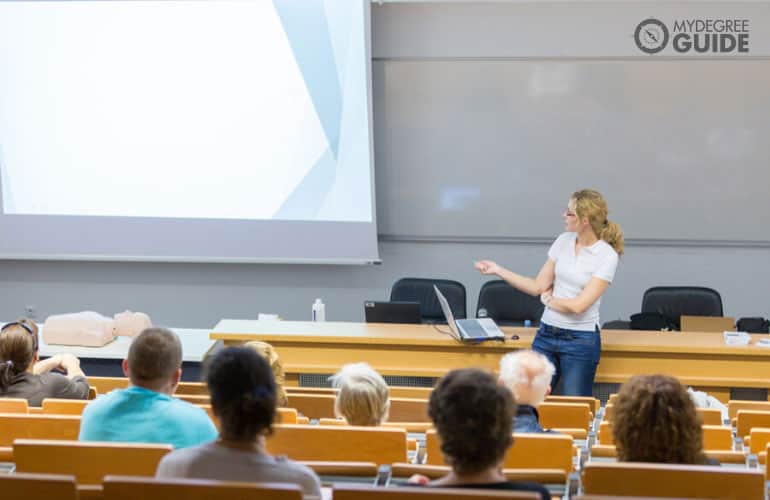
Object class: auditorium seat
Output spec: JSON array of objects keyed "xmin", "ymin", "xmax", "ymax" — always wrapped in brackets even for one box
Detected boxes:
[
  {"xmin": 0, "ymin": 414, "xmax": 80, "ymax": 461},
  {"xmin": 425, "ymin": 430, "xmax": 574, "ymax": 476},
  {"xmin": 545, "ymin": 395, "xmax": 600, "ymax": 414},
  {"xmin": 390, "ymin": 278, "xmax": 467, "ymax": 322},
  {"xmin": 0, "ymin": 472, "xmax": 78, "ymax": 500},
  {"xmin": 41, "ymin": 398, "xmax": 89, "ymax": 415},
  {"xmin": 538, "ymin": 402, "xmax": 592, "ymax": 431},
  {"xmin": 333, "ymin": 484, "xmax": 540, "ymax": 499},
  {"xmin": 582, "ymin": 462, "xmax": 763, "ymax": 499},
  {"xmin": 0, "ymin": 398, "xmax": 29, "ymax": 413},
  {"xmin": 103, "ymin": 476, "xmax": 303, "ymax": 500},
  {"xmin": 266, "ymin": 424, "xmax": 408, "ymax": 464}
]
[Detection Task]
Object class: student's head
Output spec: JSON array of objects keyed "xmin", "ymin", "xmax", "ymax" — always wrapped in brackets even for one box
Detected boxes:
[
  {"xmin": 244, "ymin": 340, "xmax": 288, "ymax": 407},
  {"xmin": 123, "ymin": 327, "xmax": 182, "ymax": 394},
  {"xmin": 568, "ymin": 189, "xmax": 624, "ymax": 255},
  {"xmin": 612, "ymin": 374, "xmax": 706, "ymax": 464},
  {"xmin": 206, "ymin": 346, "xmax": 276, "ymax": 442},
  {"xmin": 429, "ymin": 368, "xmax": 516, "ymax": 475},
  {"xmin": 0, "ymin": 318, "xmax": 39, "ymax": 391},
  {"xmin": 499, "ymin": 350, "xmax": 555, "ymax": 407},
  {"xmin": 329, "ymin": 362, "xmax": 389, "ymax": 426}
]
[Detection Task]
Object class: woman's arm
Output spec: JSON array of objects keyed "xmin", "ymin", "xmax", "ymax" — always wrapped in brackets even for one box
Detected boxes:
[
  {"xmin": 475, "ymin": 259, "xmax": 555, "ymax": 297},
  {"xmin": 542, "ymin": 277, "xmax": 610, "ymax": 315}
]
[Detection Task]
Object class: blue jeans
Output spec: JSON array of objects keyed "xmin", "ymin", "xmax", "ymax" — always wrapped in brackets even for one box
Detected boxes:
[{"xmin": 531, "ymin": 323, "xmax": 601, "ymax": 396}]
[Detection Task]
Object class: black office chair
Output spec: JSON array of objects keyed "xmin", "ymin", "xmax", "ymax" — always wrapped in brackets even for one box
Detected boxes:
[
  {"xmin": 602, "ymin": 320, "xmax": 632, "ymax": 330},
  {"xmin": 475, "ymin": 280, "xmax": 544, "ymax": 327},
  {"xmin": 390, "ymin": 277, "xmax": 467, "ymax": 323},
  {"xmin": 641, "ymin": 286, "xmax": 724, "ymax": 330}
]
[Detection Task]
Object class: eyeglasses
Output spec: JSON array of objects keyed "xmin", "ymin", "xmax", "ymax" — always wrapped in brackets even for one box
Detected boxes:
[{"xmin": 1, "ymin": 321, "xmax": 38, "ymax": 351}]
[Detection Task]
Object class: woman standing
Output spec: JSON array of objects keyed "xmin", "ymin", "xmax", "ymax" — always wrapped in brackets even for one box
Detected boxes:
[{"xmin": 476, "ymin": 189, "xmax": 623, "ymax": 396}]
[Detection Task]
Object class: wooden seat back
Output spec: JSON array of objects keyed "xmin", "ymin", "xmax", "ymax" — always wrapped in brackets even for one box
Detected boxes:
[
  {"xmin": 701, "ymin": 425, "xmax": 732, "ymax": 451},
  {"xmin": 728, "ymin": 400, "xmax": 770, "ymax": 420},
  {"xmin": 41, "ymin": 398, "xmax": 89, "ymax": 415},
  {"xmin": 582, "ymin": 462, "xmax": 764, "ymax": 499},
  {"xmin": 103, "ymin": 476, "xmax": 303, "ymax": 500},
  {"xmin": 749, "ymin": 427, "xmax": 770, "ymax": 454},
  {"xmin": 736, "ymin": 410, "xmax": 770, "ymax": 438},
  {"xmin": 0, "ymin": 472, "xmax": 78, "ymax": 500},
  {"xmin": 14, "ymin": 439, "xmax": 172, "ymax": 485},
  {"xmin": 174, "ymin": 394, "xmax": 210, "ymax": 405},
  {"xmin": 538, "ymin": 402, "xmax": 592, "ymax": 431},
  {"xmin": 388, "ymin": 397, "xmax": 429, "ymax": 422},
  {"xmin": 266, "ymin": 424, "xmax": 407, "ymax": 464},
  {"xmin": 333, "ymin": 484, "xmax": 540, "ymax": 499},
  {"xmin": 545, "ymin": 395, "xmax": 599, "ymax": 414},
  {"xmin": 0, "ymin": 398, "xmax": 29, "ymax": 413},
  {"xmin": 87, "ymin": 377, "xmax": 129, "ymax": 394},
  {"xmin": 390, "ymin": 462, "xmax": 566, "ymax": 484},
  {"xmin": 425, "ymin": 429, "xmax": 573, "ymax": 472},
  {"xmin": 0, "ymin": 414, "xmax": 80, "ymax": 446},
  {"xmin": 175, "ymin": 382, "xmax": 208, "ymax": 395},
  {"xmin": 285, "ymin": 393, "xmax": 336, "ymax": 419},
  {"xmin": 696, "ymin": 408, "xmax": 722, "ymax": 426}
]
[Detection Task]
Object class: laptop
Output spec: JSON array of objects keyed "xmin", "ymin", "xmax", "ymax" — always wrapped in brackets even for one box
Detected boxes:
[
  {"xmin": 433, "ymin": 285, "xmax": 505, "ymax": 341},
  {"xmin": 364, "ymin": 301, "xmax": 422, "ymax": 324},
  {"xmin": 680, "ymin": 315, "xmax": 736, "ymax": 333}
]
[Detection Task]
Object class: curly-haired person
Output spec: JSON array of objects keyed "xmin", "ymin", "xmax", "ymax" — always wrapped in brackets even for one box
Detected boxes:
[
  {"xmin": 612, "ymin": 374, "xmax": 709, "ymax": 465},
  {"xmin": 411, "ymin": 368, "xmax": 550, "ymax": 498}
]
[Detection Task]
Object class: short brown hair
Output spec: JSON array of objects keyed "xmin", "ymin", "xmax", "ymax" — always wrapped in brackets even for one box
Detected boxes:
[
  {"xmin": 127, "ymin": 327, "xmax": 182, "ymax": 387},
  {"xmin": 612, "ymin": 374, "xmax": 706, "ymax": 464},
  {"xmin": 429, "ymin": 368, "xmax": 516, "ymax": 475}
]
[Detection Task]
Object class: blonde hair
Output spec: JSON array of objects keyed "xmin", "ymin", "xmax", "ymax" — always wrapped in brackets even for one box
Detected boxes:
[
  {"xmin": 499, "ymin": 350, "xmax": 555, "ymax": 406},
  {"xmin": 572, "ymin": 189, "xmax": 624, "ymax": 256},
  {"xmin": 329, "ymin": 362, "xmax": 389, "ymax": 426},
  {"xmin": 244, "ymin": 341, "xmax": 288, "ymax": 407}
]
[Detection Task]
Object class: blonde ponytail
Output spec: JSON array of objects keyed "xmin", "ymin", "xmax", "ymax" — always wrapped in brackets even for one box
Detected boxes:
[{"xmin": 600, "ymin": 220, "xmax": 624, "ymax": 256}]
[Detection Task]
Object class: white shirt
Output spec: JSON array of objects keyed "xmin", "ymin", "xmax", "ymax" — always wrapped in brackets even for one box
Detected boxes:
[{"xmin": 540, "ymin": 232, "xmax": 619, "ymax": 331}]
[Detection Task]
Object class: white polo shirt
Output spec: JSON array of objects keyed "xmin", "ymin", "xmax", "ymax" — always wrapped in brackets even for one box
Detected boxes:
[{"xmin": 540, "ymin": 232, "xmax": 619, "ymax": 331}]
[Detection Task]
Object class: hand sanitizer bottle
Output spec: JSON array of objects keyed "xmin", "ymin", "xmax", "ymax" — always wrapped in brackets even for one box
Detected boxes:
[{"xmin": 312, "ymin": 298, "xmax": 326, "ymax": 322}]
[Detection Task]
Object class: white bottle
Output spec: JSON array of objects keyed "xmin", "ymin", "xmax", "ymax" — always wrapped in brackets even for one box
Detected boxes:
[{"xmin": 312, "ymin": 298, "xmax": 326, "ymax": 322}]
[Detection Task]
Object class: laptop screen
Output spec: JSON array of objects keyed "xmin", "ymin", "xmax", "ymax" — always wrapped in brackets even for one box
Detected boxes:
[{"xmin": 433, "ymin": 285, "xmax": 463, "ymax": 340}]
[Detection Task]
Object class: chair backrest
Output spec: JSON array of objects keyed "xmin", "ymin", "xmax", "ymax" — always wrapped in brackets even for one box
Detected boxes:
[
  {"xmin": 695, "ymin": 408, "xmax": 722, "ymax": 426},
  {"xmin": 175, "ymin": 394, "xmax": 210, "ymax": 405},
  {"xmin": 545, "ymin": 395, "xmax": 599, "ymax": 414},
  {"xmin": 0, "ymin": 472, "xmax": 79, "ymax": 500},
  {"xmin": 103, "ymin": 476, "xmax": 303, "ymax": 500},
  {"xmin": 390, "ymin": 278, "xmax": 467, "ymax": 322},
  {"xmin": 0, "ymin": 413, "xmax": 81, "ymax": 446},
  {"xmin": 476, "ymin": 280, "xmax": 544, "ymax": 326},
  {"xmin": 727, "ymin": 399, "xmax": 770, "ymax": 419},
  {"xmin": 537, "ymin": 402, "xmax": 592, "ymax": 431},
  {"xmin": 266, "ymin": 424, "xmax": 407, "ymax": 464},
  {"xmin": 389, "ymin": 398, "xmax": 429, "ymax": 422},
  {"xmin": 333, "ymin": 484, "xmax": 540, "ymax": 500},
  {"xmin": 749, "ymin": 427, "xmax": 770, "ymax": 454},
  {"xmin": 175, "ymin": 381, "xmax": 209, "ymax": 395},
  {"xmin": 582, "ymin": 462, "xmax": 764, "ymax": 499},
  {"xmin": 14, "ymin": 439, "xmax": 173, "ymax": 485},
  {"xmin": 87, "ymin": 376, "xmax": 130, "ymax": 394},
  {"xmin": 41, "ymin": 398, "xmax": 89, "ymax": 415},
  {"xmin": 0, "ymin": 397, "xmax": 29, "ymax": 413},
  {"xmin": 641, "ymin": 287, "xmax": 723, "ymax": 329},
  {"xmin": 425, "ymin": 430, "xmax": 573, "ymax": 472},
  {"xmin": 285, "ymin": 393, "xmax": 337, "ymax": 419},
  {"xmin": 736, "ymin": 409, "xmax": 770, "ymax": 438},
  {"xmin": 701, "ymin": 425, "xmax": 732, "ymax": 451}
]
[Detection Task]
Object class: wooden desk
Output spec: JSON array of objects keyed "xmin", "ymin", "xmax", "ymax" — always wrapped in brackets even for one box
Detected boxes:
[{"xmin": 211, "ymin": 320, "xmax": 770, "ymax": 401}]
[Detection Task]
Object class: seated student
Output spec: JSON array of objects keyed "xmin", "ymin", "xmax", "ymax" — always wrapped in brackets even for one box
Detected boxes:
[
  {"xmin": 613, "ymin": 374, "xmax": 710, "ymax": 465},
  {"xmin": 244, "ymin": 340, "xmax": 288, "ymax": 407},
  {"xmin": 0, "ymin": 318, "xmax": 89, "ymax": 406},
  {"xmin": 499, "ymin": 349, "xmax": 557, "ymax": 433},
  {"xmin": 156, "ymin": 347, "xmax": 322, "ymax": 498},
  {"xmin": 79, "ymin": 327, "xmax": 217, "ymax": 448},
  {"xmin": 328, "ymin": 362, "xmax": 389, "ymax": 426},
  {"xmin": 411, "ymin": 368, "xmax": 550, "ymax": 499}
]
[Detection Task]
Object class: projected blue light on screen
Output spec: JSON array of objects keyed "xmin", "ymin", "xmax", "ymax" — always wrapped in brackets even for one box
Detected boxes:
[{"xmin": 0, "ymin": 0, "xmax": 372, "ymax": 223}]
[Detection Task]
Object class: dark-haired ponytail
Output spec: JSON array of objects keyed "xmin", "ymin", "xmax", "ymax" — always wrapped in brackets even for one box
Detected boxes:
[{"xmin": 0, "ymin": 360, "xmax": 15, "ymax": 392}]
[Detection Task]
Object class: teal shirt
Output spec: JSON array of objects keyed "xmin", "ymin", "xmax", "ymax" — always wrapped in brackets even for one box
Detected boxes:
[{"xmin": 79, "ymin": 386, "xmax": 218, "ymax": 449}]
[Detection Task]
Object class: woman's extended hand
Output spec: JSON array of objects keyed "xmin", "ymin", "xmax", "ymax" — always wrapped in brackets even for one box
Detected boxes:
[{"xmin": 474, "ymin": 260, "xmax": 501, "ymax": 275}]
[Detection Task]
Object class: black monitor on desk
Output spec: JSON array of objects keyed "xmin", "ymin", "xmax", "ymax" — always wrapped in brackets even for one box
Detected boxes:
[{"xmin": 364, "ymin": 301, "xmax": 422, "ymax": 324}]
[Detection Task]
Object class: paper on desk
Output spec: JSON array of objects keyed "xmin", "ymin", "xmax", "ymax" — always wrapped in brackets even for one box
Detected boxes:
[{"xmin": 723, "ymin": 331, "xmax": 751, "ymax": 346}]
